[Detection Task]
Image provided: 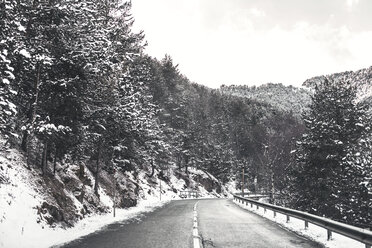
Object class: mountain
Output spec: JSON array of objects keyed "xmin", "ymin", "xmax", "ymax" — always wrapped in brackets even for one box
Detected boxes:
[
  {"xmin": 219, "ymin": 83, "xmax": 311, "ymax": 117},
  {"xmin": 304, "ymin": 66, "xmax": 372, "ymax": 103}
]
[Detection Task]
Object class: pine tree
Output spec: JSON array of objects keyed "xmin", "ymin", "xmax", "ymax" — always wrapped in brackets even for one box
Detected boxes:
[
  {"xmin": 290, "ymin": 78, "xmax": 371, "ymax": 226},
  {"xmin": 0, "ymin": 0, "xmax": 19, "ymax": 138}
]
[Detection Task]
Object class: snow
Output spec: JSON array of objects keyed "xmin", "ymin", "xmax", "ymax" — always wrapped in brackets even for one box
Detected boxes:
[
  {"xmin": 234, "ymin": 198, "xmax": 368, "ymax": 248},
  {"xmin": 2, "ymin": 79, "xmax": 10, "ymax": 85},
  {"xmin": 0, "ymin": 149, "xmax": 46, "ymax": 248},
  {"xmin": 17, "ymin": 23, "xmax": 26, "ymax": 32},
  {"xmin": 0, "ymin": 136, "xmax": 223, "ymax": 248},
  {"xmin": 224, "ymin": 180, "xmax": 237, "ymax": 197},
  {"xmin": 19, "ymin": 49, "xmax": 31, "ymax": 59},
  {"xmin": 37, "ymin": 124, "xmax": 71, "ymax": 134},
  {"xmin": 0, "ymin": 148, "xmax": 171, "ymax": 248},
  {"xmin": 4, "ymin": 70, "xmax": 15, "ymax": 80},
  {"xmin": 169, "ymin": 172, "xmax": 187, "ymax": 190},
  {"xmin": 40, "ymin": 198, "xmax": 168, "ymax": 248},
  {"xmin": 1, "ymin": 187, "xmax": 168, "ymax": 248}
]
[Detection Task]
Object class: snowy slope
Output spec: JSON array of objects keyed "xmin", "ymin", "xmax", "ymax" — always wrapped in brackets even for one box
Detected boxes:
[
  {"xmin": 304, "ymin": 66, "xmax": 372, "ymax": 103},
  {"xmin": 0, "ymin": 136, "xmax": 226, "ymax": 248}
]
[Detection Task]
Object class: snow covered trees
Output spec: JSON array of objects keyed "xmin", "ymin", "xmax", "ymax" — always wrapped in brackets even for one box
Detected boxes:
[
  {"xmin": 0, "ymin": 1, "xmax": 21, "ymax": 138},
  {"xmin": 290, "ymin": 78, "xmax": 371, "ymax": 226},
  {"xmin": 6, "ymin": 0, "xmax": 370, "ymax": 228}
]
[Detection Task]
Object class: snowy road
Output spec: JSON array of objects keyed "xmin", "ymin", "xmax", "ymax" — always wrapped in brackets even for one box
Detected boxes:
[{"xmin": 60, "ymin": 199, "xmax": 322, "ymax": 248}]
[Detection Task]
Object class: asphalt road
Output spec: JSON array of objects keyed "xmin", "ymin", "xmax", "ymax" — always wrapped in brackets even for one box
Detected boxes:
[
  {"xmin": 198, "ymin": 199, "xmax": 322, "ymax": 248},
  {"xmin": 59, "ymin": 199, "xmax": 322, "ymax": 248}
]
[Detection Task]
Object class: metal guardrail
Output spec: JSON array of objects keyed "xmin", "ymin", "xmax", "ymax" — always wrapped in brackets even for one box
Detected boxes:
[
  {"xmin": 233, "ymin": 194, "xmax": 372, "ymax": 248},
  {"xmin": 179, "ymin": 190, "xmax": 199, "ymax": 198}
]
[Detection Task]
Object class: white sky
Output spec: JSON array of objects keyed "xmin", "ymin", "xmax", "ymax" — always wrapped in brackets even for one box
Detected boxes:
[{"xmin": 131, "ymin": 0, "xmax": 372, "ymax": 88}]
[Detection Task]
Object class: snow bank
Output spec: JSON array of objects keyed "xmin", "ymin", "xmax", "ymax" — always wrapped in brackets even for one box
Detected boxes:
[{"xmin": 233, "ymin": 198, "xmax": 367, "ymax": 248}]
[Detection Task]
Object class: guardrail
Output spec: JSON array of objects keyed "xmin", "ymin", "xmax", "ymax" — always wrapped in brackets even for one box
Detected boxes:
[
  {"xmin": 234, "ymin": 192, "xmax": 270, "ymax": 197},
  {"xmin": 179, "ymin": 190, "xmax": 199, "ymax": 198},
  {"xmin": 233, "ymin": 194, "xmax": 372, "ymax": 248}
]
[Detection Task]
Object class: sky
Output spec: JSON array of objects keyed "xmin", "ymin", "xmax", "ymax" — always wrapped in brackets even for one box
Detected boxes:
[{"xmin": 131, "ymin": 0, "xmax": 372, "ymax": 88}]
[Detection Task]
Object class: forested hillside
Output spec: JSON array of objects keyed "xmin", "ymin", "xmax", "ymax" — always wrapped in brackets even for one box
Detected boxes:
[
  {"xmin": 304, "ymin": 66, "xmax": 372, "ymax": 103},
  {"xmin": 219, "ymin": 83, "xmax": 311, "ymax": 117},
  {"xmin": 0, "ymin": 0, "xmax": 370, "ymax": 237},
  {"xmin": 0, "ymin": 0, "xmax": 304, "ymax": 229}
]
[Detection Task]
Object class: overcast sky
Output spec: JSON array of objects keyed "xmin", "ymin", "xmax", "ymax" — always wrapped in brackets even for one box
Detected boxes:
[{"xmin": 131, "ymin": 0, "xmax": 372, "ymax": 88}]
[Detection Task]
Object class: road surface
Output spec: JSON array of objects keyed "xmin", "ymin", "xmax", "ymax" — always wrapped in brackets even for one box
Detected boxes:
[{"xmin": 59, "ymin": 199, "xmax": 322, "ymax": 248}]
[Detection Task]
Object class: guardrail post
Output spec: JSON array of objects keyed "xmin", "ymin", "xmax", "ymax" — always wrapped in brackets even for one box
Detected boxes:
[
  {"xmin": 305, "ymin": 220, "xmax": 308, "ymax": 229},
  {"xmin": 286, "ymin": 215, "xmax": 290, "ymax": 223},
  {"xmin": 264, "ymin": 207, "xmax": 266, "ymax": 213},
  {"xmin": 251, "ymin": 203, "xmax": 253, "ymax": 208},
  {"xmin": 256, "ymin": 205, "xmax": 259, "ymax": 210},
  {"xmin": 273, "ymin": 211, "xmax": 276, "ymax": 218},
  {"xmin": 327, "ymin": 229, "xmax": 332, "ymax": 241}
]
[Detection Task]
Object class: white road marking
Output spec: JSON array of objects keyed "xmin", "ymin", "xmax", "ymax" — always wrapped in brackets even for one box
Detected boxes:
[
  {"xmin": 194, "ymin": 221, "xmax": 198, "ymax": 228},
  {"xmin": 193, "ymin": 201, "xmax": 201, "ymax": 248}
]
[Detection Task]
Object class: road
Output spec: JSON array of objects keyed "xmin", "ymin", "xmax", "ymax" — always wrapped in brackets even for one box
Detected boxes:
[
  {"xmin": 197, "ymin": 199, "xmax": 321, "ymax": 248},
  {"xmin": 59, "ymin": 199, "xmax": 322, "ymax": 248}
]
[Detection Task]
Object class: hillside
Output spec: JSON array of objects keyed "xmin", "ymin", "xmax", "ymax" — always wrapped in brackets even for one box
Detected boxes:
[
  {"xmin": 304, "ymin": 66, "xmax": 372, "ymax": 103},
  {"xmin": 219, "ymin": 83, "xmax": 311, "ymax": 117},
  {"xmin": 0, "ymin": 135, "xmax": 225, "ymax": 248}
]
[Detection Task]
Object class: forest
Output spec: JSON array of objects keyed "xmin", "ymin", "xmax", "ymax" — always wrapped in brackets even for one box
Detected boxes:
[{"xmin": 1, "ymin": 0, "xmax": 371, "ymax": 229}]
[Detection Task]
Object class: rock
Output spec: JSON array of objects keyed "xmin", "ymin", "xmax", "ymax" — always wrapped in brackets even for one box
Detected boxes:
[
  {"xmin": 120, "ymin": 197, "xmax": 137, "ymax": 208},
  {"xmin": 41, "ymin": 202, "xmax": 64, "ymax": 224},
  {"xmin": 97, "ymin": 206, "xmax": 105, "ymax": 213},
  {"xmin": 195, "ymin": 174, "xmax": 221, "ymax": 193},
  {"xmin": 119, "ymin": 191, "xmax": 137, "ymax": 208}
]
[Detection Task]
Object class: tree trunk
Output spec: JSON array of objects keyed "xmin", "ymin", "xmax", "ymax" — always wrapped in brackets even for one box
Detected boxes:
[
  {"xmin": 147, "ymin": 159, "xmax": 155, "ymax": 177},
  {"xmin": 184, "ymin": 156, "xmax": 189, "ymax": 174},
  {"xmin": 241, "ymin": 167, "xmax": 245, "ymax": 196},
  {"xmin": 177, "ymin": 154, "xmax": 182, "ymax": 170},
  {"xmin": 21, "ymin": 132, "xmax": 28, "ymax": 152},
  {"xmin": 53, "ymin": 147, "xmax": 57, "ymax": 175},
  {"xmin": 31, "ymin": 63, "xmax": 40, "ymax": 124},
  {"xmin": 22, "ymin": 63, "xmax": 41, "ymax": 154},
  {"xmin": 94, "ymin": 142, "xmax": 101, "ymax": 196},
  {"xmin": 270, "ymin": 164, "xmax": 275, "ymax": 204},
  {"xmin": 79, "ymin": 163, "xmax": 85, "ymax": 179},
  {"xmin": 41, "ymin": 142, "xmax": 47, "ymax": 176},
  {"xmin": 254, "ymin": 175, "xmax": 258, "ymax": 194}
]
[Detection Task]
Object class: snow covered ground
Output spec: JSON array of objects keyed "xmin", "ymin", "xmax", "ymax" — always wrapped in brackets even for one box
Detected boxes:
[
  {"xmin": 233, "ymin": 198, "xmax": 368, "ymax": 248},
  {"xmin": 0, "ymin": 138, "xmax": 224, "ymax": 248},
  {"xmin": 0, "ymin": 147, "xmax": 166, "ymax": 248}
]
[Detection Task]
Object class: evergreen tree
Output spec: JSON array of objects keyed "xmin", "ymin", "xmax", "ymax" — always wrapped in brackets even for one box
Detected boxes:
[
  {"xmin": 290, "ymin": 78, "xmax": 371, "ymax": 226},
  {"xmin": 0, "ymin": 0, "xmax": 19, "ymax": 137}
]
